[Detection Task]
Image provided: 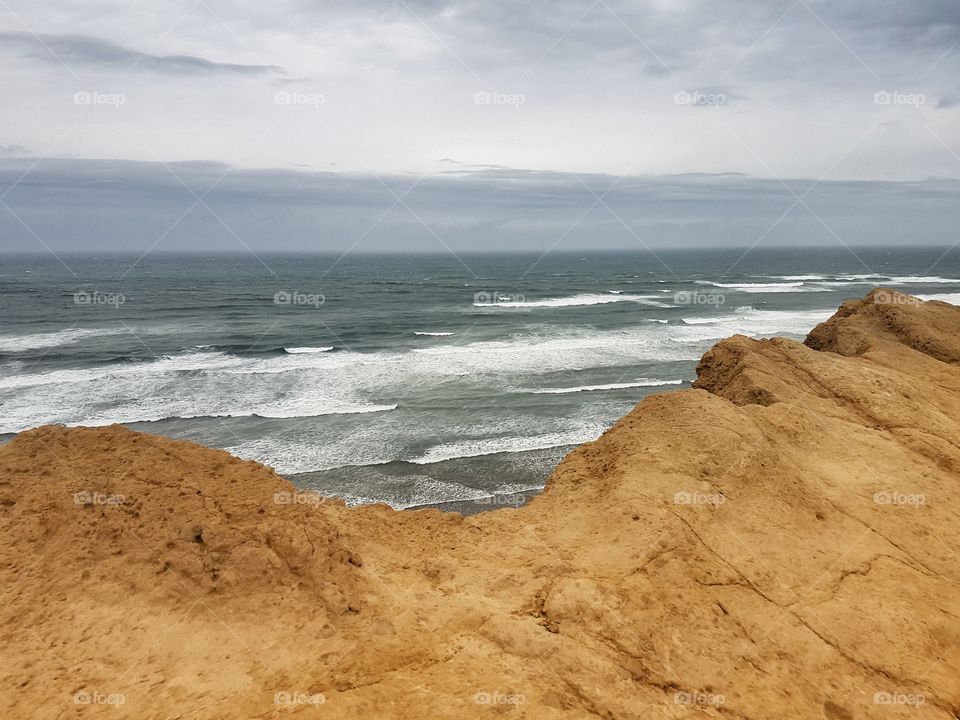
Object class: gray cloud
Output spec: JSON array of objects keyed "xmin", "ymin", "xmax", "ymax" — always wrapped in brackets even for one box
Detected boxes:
[
  {"xmin": 0, "ymin": 31, "xmax": 285, "ymax": 76},
  {"xmin": 1, "ymin": 158, "xmax": 957, "ymax": 254},
  {"xmin": 0, "ymin": 1, "xmax": 958, "ymax": 183},
  {"xmin": 0, "ymin": 144, "xmax": 30, "ymax": 155},
  {"xmin": 287, "ymin": 0, "xmax": 960, "ymax": 77}
]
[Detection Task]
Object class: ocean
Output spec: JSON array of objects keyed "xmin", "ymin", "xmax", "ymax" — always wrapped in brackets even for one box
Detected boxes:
[{"xmin": 2, "ymin": 246, "xmax": 959, "ymax": 512}]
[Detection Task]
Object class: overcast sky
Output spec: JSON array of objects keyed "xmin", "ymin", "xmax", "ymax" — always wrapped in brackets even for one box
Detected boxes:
[{"xmin": 1, "ymin": 0, "xmax": 959, "ymax": 252}]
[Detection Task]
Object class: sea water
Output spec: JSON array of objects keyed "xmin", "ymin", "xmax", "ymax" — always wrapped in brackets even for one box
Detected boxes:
[{"xmin": 2, "ymin": 247, "xmax": 958, "ymax": 511}]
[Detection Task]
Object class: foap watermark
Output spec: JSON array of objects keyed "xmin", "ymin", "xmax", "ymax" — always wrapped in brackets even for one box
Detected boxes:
[
  {"xmin": 474, "ymin": 494, "xmax": 526, "ymax": 509},
  {"xmin": 872, "ymin": 290, "xmax": 920, "ymax": 307},
  {"xmin": 74, "ymin": 491, "xmax": 126, "ymax": 507},
  {"xmin": 473, "ymin": 290, "xmax": 525, "ymax": 306},
  {"xmin": 873, "ymin": 490, "xmax": 925, "ymax": 508},
  {"xmin": 674, "ymin": 290, "xmax": 725, "ymax": 307},
  {"xmin": 274, "ymin": 691, "xmax": 326, "ymax": 706},
  {"xmin": 274, "ymin": 290, "xmax": 325, "ymax": 308},
  {"xmin": 73, "ymin": 691, "xmax": 126, "ymax": 707},
  {"xmin": 674, "ymin": 90, "xmax": 726, "ymax": 107},
  {"xmin": 674, "ymin": 691, "xmax": 725, "ymax": 707},
  {"xmin": 874, "ymin": 91, "xmax": 925, "ymax": 108},
  {"xmin": 74, "ymin": 91, "xmax": 126, "ymax": 108},
  {"xmin": 874, "ymin": 691, "xmax": 925, "ymax": 707},
  {"xmin": 474, "ymin": 91, "xmax": 525, "ymax": 108},
  {"xmin": 473, "ymin": 690, "xmax": 525, "ymax": 706},
  {"xmin": 74, "ymin": 290, "xmax": 125, "ymax": 308},
  {"xmin": 674, "ymin": 491, "xmax": 726, "ymax": 507},
  {"xmin": 274, "ymin": 491, "xmax": 326, "ymax": 508},
  {"xmin": 274, "ymin": 90, "xmax": 325, "ymax": 109}
]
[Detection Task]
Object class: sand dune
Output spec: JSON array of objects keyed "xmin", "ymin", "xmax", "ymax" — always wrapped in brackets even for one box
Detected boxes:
[{"xmin": 2, "ymin": 288, "xmax": 959, "ymax": 719}]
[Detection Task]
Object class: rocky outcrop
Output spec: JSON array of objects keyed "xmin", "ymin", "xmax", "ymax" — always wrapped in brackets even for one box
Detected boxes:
[{"xmin": 2, "ymin": 289, "xmax": 959, "ymax": 719}]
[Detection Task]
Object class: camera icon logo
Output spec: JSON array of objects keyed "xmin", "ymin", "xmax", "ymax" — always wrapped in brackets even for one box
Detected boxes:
[{"xmin": 873, "ymin": 91, "xmax": 892, "ymax": 105}]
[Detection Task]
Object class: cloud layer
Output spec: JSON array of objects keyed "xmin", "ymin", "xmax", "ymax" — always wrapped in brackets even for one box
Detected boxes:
[
  {"xmin": 0, "ymin": 0, "xmax": 958, "ymax": 252},
  {"xmin": 1, "ymin": 158, "xmax": 957, "ymax": 253},
  {"xmin": 0, "ymin": 31, "xmax": 285, "ymax": 76}
]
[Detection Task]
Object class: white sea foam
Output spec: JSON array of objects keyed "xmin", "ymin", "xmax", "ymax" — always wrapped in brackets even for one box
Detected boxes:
[
  {"xmin": 226, "ymin": 436, "xmax": 396, "ymax": 476},
  {"xmin": 679, "ymin": 307, "xmax": 834, "ymax": 336},
  {"xmin": 530, "ymin": 379, "xmax": 682, "ymax": 394},
  {"xmin": 777, "ymin": 274, "xmax": 882, "ymax": 283},
  {"xmin": 223, "ymin": 406, "xmax": 621, "ymax": 475},
  {"xmin": 31, "ymin": 402, "xmax": 398, "ymax": 429},
  {"xmin": 736, "ymin": 285, "xmax": 829, "ymax": 293},
  {"xmin": 316, "ymin": 476, "xmax": 547, "ymax": 510},
  {"xmin": 706, "ymin": 281, "xmax": 829, "ymax": 293},
  {"xmin": 916, "ymin": 293, "xmax": 960, "ymax": 304},
  {"xmin": 475, "ymin": 293, "xmax": 673, "ymax": 308},
  {"xmin": 0, "ymin": 348, "xmax": 400, "ymax": 433},
  {"xmin": 407, "ymin": 426, "xmax": 607, "ymax": 465},
  {"xmin": 251, "ymin": 403, "xmax": 398, "ymax": 419},
  {"xmin": 284, "ymin": 346, "xmax": 334, "ymax": 353},
  {"xmin": 0, "ymin": 328, "xmax": 120, "ymax": 352},
  {"xmin": 0, "ymin": 392, "xmax": 397, "ymax": 433},
  {"xmin": 350, "ymin": 478, "xmax": 534, "ymax": 510},
  {"xmin": 707, "ymin": 275, "xmax": 956, "ymax": 290},
  {"xmin": 342, "ymin": 476, "xmax": 494, "ymax": 509},
  {"xmin": 714, "ymin": 281, "xmax": 804, "ymax": 288},
  {"xmin": 0, "ymin": 307, "xmax": 831, "ymax": 436},
  {"xmin": 809, "ymin": 275, "xmax": 959, "ymax": 287},
  {"xmin": 0, "ymin": 351, "xmax": 246, "ymax": 390},
  {"xmin": 887, "ymin": 276, "xmax": 960, "ymax": 284}
]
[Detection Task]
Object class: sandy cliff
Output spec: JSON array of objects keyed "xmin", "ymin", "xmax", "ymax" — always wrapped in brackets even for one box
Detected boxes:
[{"xmin": 1, "ymin": 288, "xmax": 959, "ymax": 719}]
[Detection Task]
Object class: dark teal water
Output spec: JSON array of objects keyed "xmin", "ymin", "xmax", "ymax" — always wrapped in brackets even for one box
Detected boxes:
[{"xmin": 2, "ymin": 247, "xmax": 958, "ymax": 509}]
